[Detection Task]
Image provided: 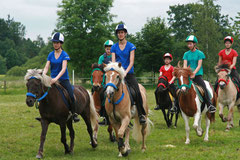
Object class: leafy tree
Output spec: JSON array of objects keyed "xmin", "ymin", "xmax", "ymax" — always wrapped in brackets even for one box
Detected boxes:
[
  {"xmin": 0, "ymin": 55, "xmax": 7, "ymax": 74},
  {"xmin": 5, "ymin": 48, "xmax": 21, "ymax": 69},
  {"xmin": 56, "ymin": 0, "xmax": 115, "ymax": 77}
]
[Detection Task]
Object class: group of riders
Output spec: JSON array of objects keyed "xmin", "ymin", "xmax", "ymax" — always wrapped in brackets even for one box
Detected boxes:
[{"xmin": 44, "ymin": 23, "xmax": 240, "ymax": 125}]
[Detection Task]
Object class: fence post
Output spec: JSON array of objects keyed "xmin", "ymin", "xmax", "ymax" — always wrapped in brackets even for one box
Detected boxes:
[
  {"xmin": 72, "ymin": 70, "xmax": 75, "ymax": 85},
  {"xmin": 4, "ymin": 80, "xmax": 6, "ymax": 93}
]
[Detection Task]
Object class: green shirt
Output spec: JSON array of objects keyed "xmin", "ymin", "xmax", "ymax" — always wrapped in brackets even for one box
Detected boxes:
[
  {"xmin": 183, "ymin": 49, "xmax": 205, "ymax": 76},
  {"xmin": 98, "ymin": 54, "xmax": 112, "ymax": 64}
]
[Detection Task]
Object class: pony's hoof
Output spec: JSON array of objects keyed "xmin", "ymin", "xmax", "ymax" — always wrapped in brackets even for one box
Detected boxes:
[
  {"xmin": 118, "ymin": 152, "xmax": 122, "ymax": 157},
  {"xmin": 225, "ymin": 128, "xmax": 230, "ymax": 132},
  {"xmin": 193, "ymin": 124, "xmax": 198, "ymax": 129},
  {"xmin": 122, "ymin": 150, "xmax": 130, "ymax": 157},
  {"xmin": 204, "ymin": 138, "xmax": 209, "ymax": 142},
  {"xmin": 142, "ymin": 148, "xmax": 146, "ymax": 152},
  {"xmin": 36, "ymin": 154, "xmax": 43, "ymax": 159},
  {"xmin": 110, "ymin": 135, "xmax": 116, "ymax": 142},
  {"xmin": 185, "ymin": 140, "xmax": 190, "ymax": 144}
]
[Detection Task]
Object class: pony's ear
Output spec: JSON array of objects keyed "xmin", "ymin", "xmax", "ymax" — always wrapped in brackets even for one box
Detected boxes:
[
  {"xmin": 118, "ymin": 62, "xmax": 122, "ymax": 68},
  {"xmin": 91, "ymin": 64, "xmax": 94, "ymax": 69}
]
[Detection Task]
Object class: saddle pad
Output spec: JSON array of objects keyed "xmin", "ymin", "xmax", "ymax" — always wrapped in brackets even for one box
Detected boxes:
[
  {"xmin": 55, "ymin": 84, "xmax": 75, "ymax": 109},
  {"xmin": 126, "ymin": 84, "xmax": 135, "ymax": 106}
]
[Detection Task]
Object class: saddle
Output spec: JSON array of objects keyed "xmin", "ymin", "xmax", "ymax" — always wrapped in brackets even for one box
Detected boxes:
[{"xmin": 55, "ymin": 83, "xmax": 75, "ymax": 109}]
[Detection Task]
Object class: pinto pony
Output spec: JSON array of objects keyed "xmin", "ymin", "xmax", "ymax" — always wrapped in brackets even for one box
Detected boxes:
[
  {"xmin": 104, "ymin": 62, "xmax": 151, "ymax": 157},
  {"xmin": 173, "ymin": 63, "xmax": 216, "ymax": 144},
  {"xmin": 215, "ymin": 63, "xmax": 240, "ymax": 130},
  {"xmin": 91, "ymin": 63, "xmax": 115, "ymax": 141},
  {"xmin": 25, "ymin": 69, "xmax": 98, "ymax": 159}
]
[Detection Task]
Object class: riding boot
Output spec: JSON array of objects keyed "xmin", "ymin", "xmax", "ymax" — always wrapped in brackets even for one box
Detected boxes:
[
  {"xmin": 136, "ymin": 105, "xmax": 146, "ymax": 124},
  {"xmin": 71, "ymin": 102, "xmax": 80, "ymax": 123},
  {"xmin": 204, "ymin": 96, "xmax": 216, "ymax": 113}
]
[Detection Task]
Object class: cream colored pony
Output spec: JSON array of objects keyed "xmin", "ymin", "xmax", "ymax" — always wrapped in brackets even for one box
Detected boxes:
[
  {"xmin": 216, "ymin": 63, "xmax": 240, "ymax": 131},
  {"xmin": 104, "ymin": 62, "xmax": 151, "ymax": 157}
]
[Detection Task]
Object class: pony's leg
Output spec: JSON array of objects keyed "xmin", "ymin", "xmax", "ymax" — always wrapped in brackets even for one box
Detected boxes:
[
  {"xmin": 36, "ymin": 119, "xmax": 49, "ymax": 159},
  {"xmin": 204, "ymin": 115, "xmax": 210, "ymax": 142},
  {"xmin": 227, "ymin": 102, "xmax": 235, "ymax": 130},
  {"xmin": 108, "ymin": 124, "xmax": 116, "ymax": 142},
  {"xmin": 66, "ymin": 120, "xmax": 75, "ymax": 153},
  {"xmin": 118, "ymin": 117, "xmax": 130, "ymax": 157},
  {"xmin": 167, "ymin": 107, "xmax": 172, "ymax": 126},
  {"xmin": 124, "ymin": 127, "xmax": 131, "ymax": 151},
  {"xmin": 174, "ymin": 111, "xmax": 179, "ymax": 128},
  {"xmin": 81, "ymin": 114, "xmax": 98, "ymax": 148},
  {"xmin": 110, "ymin": 120, "xmax": 122, "ymax": 157},
  {"xmin": 141, "ymin": 120, "xmax": 147, "ymax": 152},
  {"xmin": 219, "ymin": 103, "xmax": 227, "ymax": 122},
  {"xmin": 181, "ymin": 112, "xmax": 190, "ymax": 144},
  {"xmin": 196, "ymin": 115, "xmax": 203, "ymax": 137},
  {"xmin": 161, "ymin": 108, "xmax": 170, "ymax": 127},
  {"xmin": 60, "ymin": 123, "xmax": 71, "ymax": 154}
]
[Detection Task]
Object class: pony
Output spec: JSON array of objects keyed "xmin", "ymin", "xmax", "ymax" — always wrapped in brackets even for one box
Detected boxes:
[
  {"xmin": 25, "ymin": 69, "xmax": 98, "ymax": 159},
  {"xmin": 155, "ymin": 76, "xmax": 180, "ymax": 128},
  {"xmin": 91, "ymin": 63, "xmax": 115, "ymax": 142},
  {"xmin": 215, "ymin": 63, "xmax": 240, "ymax": 130},
  {"xmin": 173, "ymin": 63, "xmax": 216, "ymax": 144},
  {"xmin": 104, "ymin": 62, "xmax": 151, "ymax": 157}
]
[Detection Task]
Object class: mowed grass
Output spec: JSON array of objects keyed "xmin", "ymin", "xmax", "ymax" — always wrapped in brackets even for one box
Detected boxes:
[{"xmin": 1, "ymin": 88, "xmax": 240, "ymax": 160}]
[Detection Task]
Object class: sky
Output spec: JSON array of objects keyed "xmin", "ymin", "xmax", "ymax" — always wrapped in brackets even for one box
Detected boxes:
[{"xmin": 0, "ymin": 0, "xmax": 239, "ymax": 42}]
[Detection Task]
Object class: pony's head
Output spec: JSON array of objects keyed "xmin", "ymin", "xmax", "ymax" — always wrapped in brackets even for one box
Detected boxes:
[
  {"xmin": 91, "ymin": 63, "xmax": 105, "ymax": 91},
  {"xmin": 215, "ymin": 62, "xmax": 231, "ymax": 89},
  {"xmin": 104, "ymin": 62, "xmax": 125, "ymax": 99},
  {"xmin": 173, "ymin": 62, "xmax": 194, "ymax": 93},
  {"xmin": 24, "ymin": 69, "xmax": 52, "ymax": 107},
  {"xmin": 157, "ymin": 76, "xmax": 169, "ymax": 92}
]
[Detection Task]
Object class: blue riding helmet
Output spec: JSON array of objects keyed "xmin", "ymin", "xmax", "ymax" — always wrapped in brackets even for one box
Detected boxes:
[
  {"xmin": 51, "ymin": 32, "xmax": 64, "ymax": 43},
  {"xmin": 115, "ymin": 24, "xmax": 128, "ymax": 34}
]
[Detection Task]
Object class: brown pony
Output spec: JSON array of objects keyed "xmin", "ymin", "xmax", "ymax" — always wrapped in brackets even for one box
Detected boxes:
[
  {"xmin": 104, "ymin": 62, "xmax": 151, "ymax": 157},
  {"xmin": 215, "ymin": 63, "xmax": 240, "ymax": 130},
  {"xmin": 91, "ymin": 63, "xmax": 115, "ymax": 142},
  {"xmin": 25, "ymin": 69, "xmax": 98, "ymax": 159},
  {"xmin": 173, "ymin": 63, "xmax": 216, "ymax": 144}
]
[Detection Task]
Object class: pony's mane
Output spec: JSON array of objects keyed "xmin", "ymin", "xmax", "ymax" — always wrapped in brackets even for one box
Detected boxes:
[
  {"xmin": 104, "ymin": 62, "xmax": 126, "ymax": 83},
  {"xmin": 24, "ymin": 69, "xmax": 52, "ymax": 87},
  {"xmin": 92, "ymin": 63, "xmax": 104, "ymax": 71},
  {"xmin": 216, "ymin": 62, "xmax": 230, "ymax": 70},
  {"xmin": 173, "ymin": 61, "xmax": 193, "ymax": 77}
]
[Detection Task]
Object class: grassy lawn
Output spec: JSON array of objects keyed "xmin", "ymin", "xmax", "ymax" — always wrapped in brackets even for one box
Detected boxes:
[{"xmin": 0, "ymin": 87, "xmax": 240, "ymax": 160}]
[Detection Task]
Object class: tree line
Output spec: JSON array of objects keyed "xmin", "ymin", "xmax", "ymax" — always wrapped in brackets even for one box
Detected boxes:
[{"xmin": 4, "ymin": 0, "xmax": 240, "ymax": 80}]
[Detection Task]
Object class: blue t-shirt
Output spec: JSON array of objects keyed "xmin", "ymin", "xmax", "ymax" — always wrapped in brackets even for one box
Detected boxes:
[
  {"xmin": 110, "ymin": 41, "xmax": 136, "ymax": 74},
  {"xmin": 183, "ymin": 49, "xmax": 205, "ymax": 76},
  {"xmin": 47, "ymin": 50, "xmax": 70, "ymax": 80}
]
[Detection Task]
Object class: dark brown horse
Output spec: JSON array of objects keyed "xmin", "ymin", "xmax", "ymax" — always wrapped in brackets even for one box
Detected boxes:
[
  {"xmin": 173, "ymin": 63, "xmax": 216, "ymax": 144},
  {"xmin": 91, "ymin": 63, "xmax": 115, "ymax": 142},
  {"xmin": 25, "ymin": 69, "xmax": 98, "ymax": 159},
  {"xmin": 155, "ymin": 76, "xmax": 180, "ymax": 128}
]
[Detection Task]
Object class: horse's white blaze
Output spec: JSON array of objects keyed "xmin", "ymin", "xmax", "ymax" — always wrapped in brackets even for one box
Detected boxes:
[
  {"xmin": 106, "ymin": 72, "xmax": 115, "ymax": 94},
  {"xmin": 180, "ymin": 76, "xmax": 186, "ymax": 91}
]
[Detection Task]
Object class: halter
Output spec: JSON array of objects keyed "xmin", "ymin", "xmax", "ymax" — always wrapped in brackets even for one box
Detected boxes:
[
  {"xmin": 218, "ymin": 69, "xmax": 230, "ymax": 85},
  {"xmin": 177, "ymin": 76, "xmax": 192, "ymax": 89},
  {"xmin": 91, "ymin": 68, "xmax": 105, "ymax": 87},
  {"xmin": 104, "ymin": 68, "xmax": 124, "ymax": 105},
  {"xmin": 26, "ymin": 76, "xmax": 51, "ymax": 109},
  {"xmin": 157, "ymin": 76, "xmax": 168, "ymax": 88}
]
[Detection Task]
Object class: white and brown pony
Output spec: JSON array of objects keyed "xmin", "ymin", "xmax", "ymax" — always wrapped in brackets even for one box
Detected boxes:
[
  {"xmin": 104, "ymin": 62, "xmax": 151, "ymax": 157},
  {"xmin": 215, "ymin": 63, "xmax": 240, "ymax": 130},
  {"xmin": 173, "ymin": 64, "xmax": 216, "ymax": 144}
]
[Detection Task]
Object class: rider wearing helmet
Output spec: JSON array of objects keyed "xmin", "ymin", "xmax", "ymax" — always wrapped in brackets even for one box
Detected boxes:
[
  {"xmin": 43, "ymin": 32, "xmax": 80, "ymax": 122},
  {"xmin": 183, "ymin": 35, "xmax": 216, "ymax": 113},
  {"xmin": 111, "ymin": 24, "xmax": 146, "ymax": 124},
  {"xmin": 154, "ymin": 53, "xmax": 179, "ymax": 112},
  {"xmin": 97, "ymin": 40, "xmax": 114, "ymax": 125},
  {"xmin": 98, "ymin": 40, "xmax": 114, "ymax": 65},
  {"xmin": 215, "ymin": 36, "xmax": 240, "ymax": 91}
]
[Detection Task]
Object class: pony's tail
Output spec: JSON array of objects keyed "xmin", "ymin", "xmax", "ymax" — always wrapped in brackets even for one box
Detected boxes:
[
  {"xmin": 87, "ymin": 91, "xmax": 99, "ymax": 129},
  {"xmin": 132, "ymin": 115, "xmax": 153, "ymax": 142}
]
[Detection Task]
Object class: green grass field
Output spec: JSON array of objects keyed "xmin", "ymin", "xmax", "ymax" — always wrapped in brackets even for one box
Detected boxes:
[{"xmin": 1, "ymin": 87, "xmax": 240, "ymax": 160}]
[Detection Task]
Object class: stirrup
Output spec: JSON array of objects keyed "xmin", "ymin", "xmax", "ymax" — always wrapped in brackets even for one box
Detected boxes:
[
  {"xmin": 208, "ymin": 105, "xmax": 216, "ymax": 113},
  {"xmin": 73, "ymin": 113, "xmax": 80, "ymax": 122},
  {"xmin": 139, "ymin": 115, "xmax": 146, "ymax": 124}
]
